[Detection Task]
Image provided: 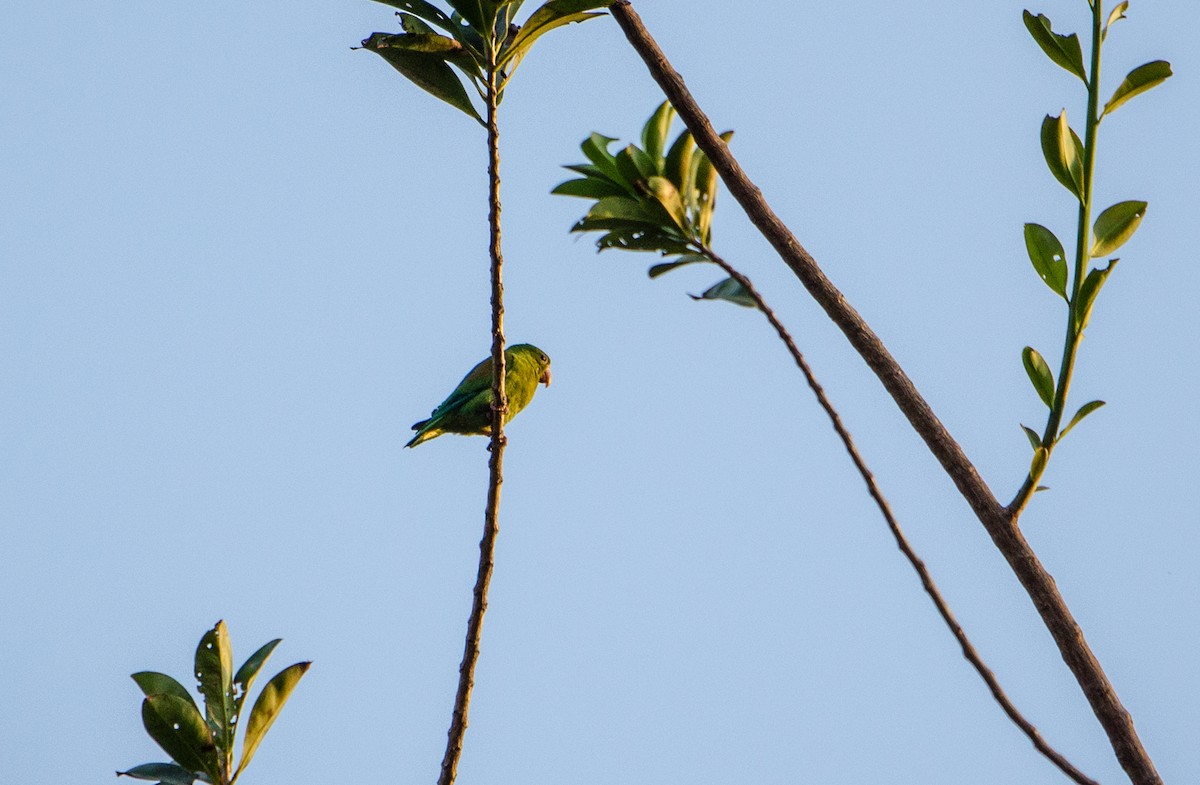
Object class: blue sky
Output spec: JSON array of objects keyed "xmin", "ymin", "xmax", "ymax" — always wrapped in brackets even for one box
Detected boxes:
[{"xmin": 2, "ymin": 2, "xmax": 1198, "ymax": 784}]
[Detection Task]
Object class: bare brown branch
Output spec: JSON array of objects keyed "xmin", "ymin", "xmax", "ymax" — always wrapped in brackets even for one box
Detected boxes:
[
  {"xmin": 698, "ymin": 245, "xmax": 1098, "ymax": 785},
  {"xmin": 607, "ymin": 3, "xmax": 1161, "ymax": 783}
]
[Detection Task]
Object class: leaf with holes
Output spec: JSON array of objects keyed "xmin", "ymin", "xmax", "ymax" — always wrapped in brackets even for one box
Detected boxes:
[
  {"xmin": 141, "ymin": 696, "xmax": 219, "ymax": 783},
  {"xmin": 1023, "ymin": 223, "xmax": 1069, "ymax": 299},
  {"xmin": 1090, "ymin": 200, "xmax": 1146, "ymax": 257},
  {"xmin": 195, "ymin": 622, "xmax": 235, "ymax": 753}
]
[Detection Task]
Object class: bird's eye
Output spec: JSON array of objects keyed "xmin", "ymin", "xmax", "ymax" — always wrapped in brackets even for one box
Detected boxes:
[{"xmin": 540, "ymin": 354, "xmax": 548, "ymax": 363}]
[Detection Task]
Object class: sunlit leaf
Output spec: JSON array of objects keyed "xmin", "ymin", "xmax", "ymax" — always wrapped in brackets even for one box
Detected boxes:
[
  {"xmin": 234, "ymin": 639, "xmax": 282, "ymax": 719},
  {"xmin": 117, "ymin": 762, "xmax": 199, "ymax": 785},
  {"xmin": 1023, "ymin": 223, "xmax": 1069, "ymax": 299},
  {"xmin": 641, "ymin": 101, "xmax": 674, "ymax": 171},
  {"xmin": 663, "ymin": 129, "xmax": 695, "ymax": 195},
  {"xmin": 1102, "ymin": 60, "xmax": 1172, "ymax": 117},
  {"xmin": 1022, "ymin": 346, "xmax": 1056, "ymax": 409},
  {"xmin": 615, "ymin": 144, "xmax": 657, "ymax": 185},
  {"xmin": 1059, "ymin": 400, "xmax": 1106, "ymax": 440},
  {"xmin": 1039, "ymin": 112, "xmax": 1084, "ymax": 199},
  {"xmin": 141, "ymin": 696, "xmax": 219, "ymax": 783},
  {"xmin": 1021, "ymin": 424, "xmax": 1043, "ymax": 450},
  {"xmin": 1090, "ymin": 200, "xmax": 1146, "ymax": 257},
  {"xmin": 1030, "ymin": 445, "xmax": 1050, "ymax": 479},
  {"xmin": 689, "ymin": 277, "xmax": 757, "ymax": 309},
  {"xmin": 1022, "ymin": 11, "xmax": 1087, "ymax": 82},
  {"xmin": 581, "ymin": 195, "xmax": 663, "ymax": 226},
  {"xmin": 644, "ymin": 176, "xmax": 688, "ymax": 230},
  {"xmin": 235, "ymin": 662, "xmax": 312, "ymax": 779},
  {"xmin": 693, "ymin": 130, "xmax": 733, "ymax": 244},
  {"xmin": 498, "ymin": 0, "xmax": 608, "ymax": 69},
  {"xmin": 1103, "ymin": 1, "xmax": 1129, "ymax": 40}
]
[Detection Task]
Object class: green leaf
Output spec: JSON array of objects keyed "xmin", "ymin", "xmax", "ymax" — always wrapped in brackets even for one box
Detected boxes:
[
  {"xmin": 550, "ymin": 177, "xmax": 628, "ymax": 199},
  {"xmin": 444, "ymin": 0, "xmax": 493, "ymax": 31},
  {"xmin": 581, "ymin": 196, "xmax": 663, "ymax": 227},
  {"xmin": 689, "ymin": 277, "xmax": 757, "ymax": 309},
  {"xmin": 644, "ymin": 176, "xmax": 688, "ymax": 230},
  {"xmin": 615, "ymin": 144, "xmax": 657, "ymax": 186},
  {"xmin": 580, "ymin": 133, "xmax": 632, "ymax": 192},
  {"xmin": 663, "ymin": 129, "xmax": 695, "ymax": 194},
  {"xmin": 371, "ymin": 0, "xmax": 457, "ymax": 35},
  {"xmin": 1022, "ymin": 346, "xmax": 1056, "ymax": 409},
  {"xmin": 1021, "ymin": 424, "xmax": 1043, "ymax": 450},
  {"xmin": 693, "ymin": 130, "xmax": 733, "ymax": 244},
  {"xmin": 1022, "ymin": 11, "xmax": 1087, "ymax": 82},
  {"xmin": 397, "ymin": 12, "xmax": 438, "ymax": 34},
  {"xmin": 131, "ymin": 672, "xmax": 199, "ymax": 714},
  {"xmin": 141, "ymin": 696, "xmax": 219, "ymax": 783},
  {"xmin": 1074, "ymin": 259, "xmax": 1118, "ymax": 332},
  {"xmin": 1023, "ymin": 223, "xmax": 1069, "ymax": 299},
  {"xmin": 1090, "ymin": 200, "xmax": 1146, "ymax": 257},
  {"xmin": 1030, "ymin": 445, "xmax": 1050, "ymax": 480},
  {"xmin": 234, "ymin": 639, "xmax": 282, "ymax": 719},
  {"xmin": 117, "ymin": 762, "xmax": 200, "ymax": 785},
  {"xmin": 235, "ymin": 662, "xmax": 312, "ymax": 779},
  {"xmin": 1102, "ymin": 60, "xmax": 1172, "ymax": 117},
  {"xmin": 641, "ymin": 101, "xmax": 674, "ymax": 172},
  {"xmin": 195, "ymin": 621, "xmax": 235, "ymax": 753},
  {"xmin": 497, "ymin": 0, "xmax": 608, "ymax": 69},
  {"xmin": 1059, "ymin": 400, "xmax": 1106, "ymax": 440},
  {"xmin": 1040, "ymin": 112, "xmax": 1084, "ymax": 199},
  {"xmin": 1103, "ymin": 1, "xmax": 1129, "ymax": 39},
  {"xmin": 647, "ymin": 253, "xmax": 710, "ymax": 279},
  {"xmin": 362, "ymin": 33, "xmax": 483, "ymax": 123}
]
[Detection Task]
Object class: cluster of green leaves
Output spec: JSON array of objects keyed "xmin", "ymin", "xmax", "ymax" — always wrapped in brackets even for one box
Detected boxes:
[
  {"xmin": 359, "ymin": 0, "xmax": 609, "ymax": 123},
  {"xmin": 554, "ymin": 102, "xmax": 755, "ymax": 308},
  {"xmin": 1017, "ymin": 2, "xmax": 1170, "ymax": 476},
  {"xmin": 119, "ymin": 621, "xmax": 310, "ymax": 785}
]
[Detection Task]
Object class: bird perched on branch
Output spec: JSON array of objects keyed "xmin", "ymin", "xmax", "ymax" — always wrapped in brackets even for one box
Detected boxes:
[{"xmin": 405, "ymin": 343, "xmax": 552, "ymax": 448}]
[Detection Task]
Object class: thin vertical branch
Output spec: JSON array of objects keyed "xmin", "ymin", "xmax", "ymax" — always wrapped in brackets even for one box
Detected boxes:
[
  {"xmin": 438, "ymin": 46, "xmax": 507, "ymax": 785},
  {"xmin": 608, "ymin": 3, "xmax": 1161, "ymax": 784},
  {"xmin": 697, "ymin": 245, "xmax": 1097, "ymax": 785}
]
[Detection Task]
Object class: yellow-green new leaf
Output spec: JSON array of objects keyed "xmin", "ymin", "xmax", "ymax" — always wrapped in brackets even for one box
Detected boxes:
[
  {"xmin": 1103, "ymin": 60, "xmax": 1172, "ymax": 117},
  {"xmin": 1103, "ymin": 1, "xmax": 1129, "ymax": 40},
  {"xmin": 141, "ymin": 696, "xmax": 220, "ymax": 784},
  {"xmin": 1022, "ymin": 346, "xmax": 1056, "ymax": 409},
  {"xmin": 644, "ymin": 176, "xmax": 688, "ymax": 231},
  {"xmin": 641, "ymin": 101, "xmax": 674, "ymax": 171},
  {"xmin": 663, "ymin": 129, "xmax": 695, "ymax": 195},
  {"xmin": 1090, "ymin": 200, "xmax": 1146, "ymax": 257},
  {"xmin": 1030, "ymin": 446, "xmax": 1050, "ymax": 480},
  {"xmin": 235, "ymin": 662, "xmax": 312, "ymax": 779},
  {"xmin": 1022, "ymin": 11, "xmax": 1087, "ymax": 82}
]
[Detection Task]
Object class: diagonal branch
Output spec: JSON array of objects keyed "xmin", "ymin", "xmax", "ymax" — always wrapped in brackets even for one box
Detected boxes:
[
  {"xmin": 607, "ymin": 3, "xmax": 1161, "ymax": 784},
  {"xmin": 697, "ymin": 244, "xmax": 1097, "ymax": 785}
]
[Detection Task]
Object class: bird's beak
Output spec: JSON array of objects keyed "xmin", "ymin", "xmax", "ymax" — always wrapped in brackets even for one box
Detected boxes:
[{"xmin": 540, "ymin": 367, "xmax": 552, "ymax": 387}]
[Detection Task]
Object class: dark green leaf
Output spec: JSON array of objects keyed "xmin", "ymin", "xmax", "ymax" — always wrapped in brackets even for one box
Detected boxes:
[
  {"xmin": 1021, "ymin": 424, "xmax": 1043, "ymax": 450},
  {"xmin": 1023, "ymin": 223, "xmax": 1069, "ymax": 299},
  {"xmin": 131, "ymin": 673, "xmax": 199, "ymax": 714},
  {"xmin": 1074, "ymin": 259, "xmax": 1118, "ymax": 332},
  {"xmin": 689, "ymin": 277, "xmax": 757, "ymax": 309},
  {"xmin": 580, "ymin": 133, "xmax": 631, "ymax": 192},
  {"xmin": 362, "ymin": 33, "xmax": 483, "ymax": 123},
  {"xmin": 1022, "ymin": 346, "xmax": 1056, "ymax": 409},
  {"xmin": 235, "ymin": 662, "xmax": 312, "ymax": 779},
  {"xmin": 1059, "ymin": 400, "xmax": 1106, "ymax": 440},
  {"xmin": 141, "ymin": 696, "xmax": 219, "ymax": 783},
  {"xmin": 1090, "ymin": 200, "xmax": 1146, "ymax": 257},
  {"xmin": 234, "ymin": 639, "xmax": 282, "ymax": 719},
  {"xmin": 117, "ymin": 763, "xmax": 199, "ymax": 785},
  {"xmin": 1035, "ymin": 485, "xmax": 1051, "ymax": 493},
  {"xmin": 195, "ymin": 622, "xmax": 234, "ymax": 753},
  {"xmin": 648, "ymin": 254, "xmax": 710, "ymax": 279},
  {"xmin": 594, "ymin": 229, "xmax": 690, "ymax": 256},
  {"xmin": 498, "ymin": 0, "xmax": 608, "ymax": 69},
  {"xmin": 398, "ymin": 12, "xmax": 437, "ymax": 34},
  {"xmin": 371, "ymin": 0, "xmax": 457, "ymax": 35},
  {"xmin": 615, "ymin": 144, "xmax": 657, "ymax": 186},
  {"xmin": 550, "ymin": 177, "xmax": 628, "ymax": 199},
  {"xmin": 562, "ymin": 163, "xmax": 614, "ymax": 182},
  {"xmin": 1040, "ymin": 112, "xmax": 1083, "ymax": 198},
  {"xmin": 1103, "ymin": 60, "xmax": 1172, "ymax": 116},
  {"xmin": 663, "ymin": 129, "xmax": 695, "ymax": 194},
  {"xmin": 444, "ymin": 0, "xmax": 493, "ymax": 31},
  {"xmin": 641, "ymin": 101, "xmax": 674, "ymax": 172},
  {"xmin": 1022, "ymin": 11, "xmax": 1087, "ymax": 82},
  {"xmin": 582, "ymin": 196, "xmax": 663, "ymax": 226}
]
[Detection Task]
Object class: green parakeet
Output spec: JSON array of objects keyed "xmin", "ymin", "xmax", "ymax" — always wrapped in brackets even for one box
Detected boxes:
[{"xmin": 406, "ymin": 343, "xmax": 552, "ymax": 448}]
